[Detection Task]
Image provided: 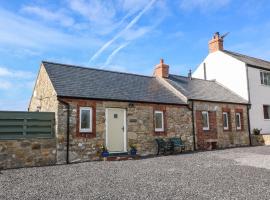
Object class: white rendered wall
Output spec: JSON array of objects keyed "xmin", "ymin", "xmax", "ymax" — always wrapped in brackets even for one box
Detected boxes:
[
  {"xmin": 248, "ymin": 67, "xmax": 270, "ymax": 134},
  {"xmin": 193, "ymin": 51, "xmax": 249, "ymax": 100}
]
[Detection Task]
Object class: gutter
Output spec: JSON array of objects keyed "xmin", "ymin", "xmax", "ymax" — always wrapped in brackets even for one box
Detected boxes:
[
  {"xmin": 191, "ymin": 100, "xmax": 196, "ymax": 151},
  {"xmin": 247, "ymin": 104, "xmax": 252, "ymax": 146},
  {"xmin": 58, "ymin": 98, "xmax": 70, "ymax": 164}
]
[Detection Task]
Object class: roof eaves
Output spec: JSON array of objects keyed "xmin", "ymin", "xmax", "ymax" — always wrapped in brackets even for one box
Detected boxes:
[{"xmin": 57, "ymin": 95, "xmax": 188, "ymax": 106}]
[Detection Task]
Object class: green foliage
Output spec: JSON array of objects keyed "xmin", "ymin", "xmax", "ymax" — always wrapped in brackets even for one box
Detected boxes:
[{"xmin": 253, "ymin": 128, "xmax": 262, "ymax": 135}]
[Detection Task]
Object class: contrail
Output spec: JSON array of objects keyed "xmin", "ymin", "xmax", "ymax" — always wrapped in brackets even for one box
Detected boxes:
[
  {"xmin": 103, "ymin": 43, "xmax": 129, "ymax": 67},
  {"xmin": 89, "ymin": 0, "xmax": 156, "ymax": 63}
]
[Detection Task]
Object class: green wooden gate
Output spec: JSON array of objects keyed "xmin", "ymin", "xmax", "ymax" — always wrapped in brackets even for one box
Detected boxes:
[{"xmin": 0, "ymin": 111, "xmax": 55, "ymax": 139}]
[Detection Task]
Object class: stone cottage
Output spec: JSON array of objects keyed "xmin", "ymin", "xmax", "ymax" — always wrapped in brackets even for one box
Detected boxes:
[
  {"xmin": 29, "ymin": 59, "xmax": 250, "ymax": 164},
  {"xmin": 166, "ymin": 75, "xmax": 250, "ymax": 150}
]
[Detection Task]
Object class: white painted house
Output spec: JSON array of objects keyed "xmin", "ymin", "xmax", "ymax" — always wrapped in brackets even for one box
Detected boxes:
[{"xmin": 193, "ymin": 32, "xmax": 270, "ymax": 134}]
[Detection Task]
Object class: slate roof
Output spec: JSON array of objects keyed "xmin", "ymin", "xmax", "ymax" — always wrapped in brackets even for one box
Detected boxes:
[
  {"xmin": 166, "ymin": 75, "xmax": 248, "ymax": 104},
  {"xmin": 223, "ymin": 50, "xmax": 270, "ymax": 70},
  {"xmin": 42, "ymin": 61, "xmax": 186, "ymax": 105}
]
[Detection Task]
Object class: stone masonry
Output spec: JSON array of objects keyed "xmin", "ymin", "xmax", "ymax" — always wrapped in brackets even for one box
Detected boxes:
[
  {"xmin": 193, "ymin": 101, "xmax": 250, "ymax": 150},
  {"xmin": 0, "ymin": 138, "xmax": 56, "ymax": 169},
  {"xmin": 57, "ymin": 98, "xmax": 193, "ymax": 163}
]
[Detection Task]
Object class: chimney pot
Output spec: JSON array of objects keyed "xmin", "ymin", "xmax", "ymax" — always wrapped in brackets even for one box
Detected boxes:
[{"xmin": 160, "ymin": 58, "xmax": 164, "ymax": 64}]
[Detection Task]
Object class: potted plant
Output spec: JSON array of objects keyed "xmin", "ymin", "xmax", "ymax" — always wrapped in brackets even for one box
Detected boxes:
[
  {"xmin": 253, "ymin": 128, "xmax": 262, "ymax": 135},
  {"xmin": 100, "ymin": 144, "xmax": 109, "ymax": 157},
  {"xmin": 130, "ymin": 144, "xmax": 137, "ymax": 156}
]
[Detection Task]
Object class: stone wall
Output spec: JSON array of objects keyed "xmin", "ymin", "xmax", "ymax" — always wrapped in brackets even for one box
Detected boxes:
[
  {"xmin": 251, "ymin": 134, "xmax": 270, "ymax": 146},
  {"xmin": 57, "ymin": 98, "xmax": 193, "ymax": 163},
  {"xmin": 0, "ymin": 138, "xmax": 56, "ymax": 169},
  {"xmin": 28, "ymin": 64, "xmax": 58, "ymax": 113},
  {"xmin": 193, "ymin": 101, "xmax": 250, "ymax": 150}
]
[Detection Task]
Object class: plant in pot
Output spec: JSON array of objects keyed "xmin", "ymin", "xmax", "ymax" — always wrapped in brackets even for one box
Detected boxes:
[
  {"xmin": 100, "ymin": 144, "xmax": 109, "ymax": 157},
  {"xmin": 130, "ymin": 144, "xmax": 137, "ymax": 156},
  {"xmin": 253, "ymin": 128, "xmax": 262, "ymax": 135}
]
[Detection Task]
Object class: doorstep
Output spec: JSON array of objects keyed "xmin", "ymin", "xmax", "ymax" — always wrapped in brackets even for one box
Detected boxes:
[{"xmin": 102, "ymin": 153, "xmax": 140, "ymax": 161}]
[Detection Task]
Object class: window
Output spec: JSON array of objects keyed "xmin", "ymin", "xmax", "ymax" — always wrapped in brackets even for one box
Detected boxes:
[
  {"xmin": 154, "ymin": 111, "xmax": 164, "ymax": 132},
  {"xmin": 236, "ymin": 113, "xmax": 241, "ymax": 130},
  {"xmin": 79, "ymin": 107, "xmax": 92, "ymax": 132},
  {"xmin": 260, "ymin": 71, "xmax": 270, "ymax": 86},
  {"xmin": 202, "ymin": 111, "xmax": 209, "ymax": 130},
  {"xmin": 263, "ymin": 105, "xmax": 270, "ymax": 119},
  {"xmin": 223, "ymin": 112, "xmax": 229, "ymax": 130}
]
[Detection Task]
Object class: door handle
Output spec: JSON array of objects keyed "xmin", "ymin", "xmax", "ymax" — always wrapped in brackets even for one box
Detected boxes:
[{"xmin": 122, "ymin": 126, "xmax": 124, "ymax": 132}]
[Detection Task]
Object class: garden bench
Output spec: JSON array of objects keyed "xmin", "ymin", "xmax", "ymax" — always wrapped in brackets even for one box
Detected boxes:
[
  {"xmin": 169, "ymin": 137, "xmax": 186, "ymax": 153},
  {"xmin": 155, "ymin": 138, "xmax": 172, "ymax": 155}
]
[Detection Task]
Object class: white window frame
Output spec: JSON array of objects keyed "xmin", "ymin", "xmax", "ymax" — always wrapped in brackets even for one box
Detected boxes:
[
  {"xmin": 223, "ymin": 112, "xmax": 229, "ymax": 130},
  {"xmin": 260, "ymin": 71, "xmax": 270, "ymax": 86},
  {"xmin": 79, "ymin": 107, "xmax": 92, "ymax": 133},
  {"xmin": 202, "ymin": 111, "xmax": 210, "ymax": 131},
  {"xmin": 236, "ymin": 113, "xmax": 241, "ymax": 130},
  {"xmin": 154, "ymin": 111, "xmax": 164, "ymax": 132}
]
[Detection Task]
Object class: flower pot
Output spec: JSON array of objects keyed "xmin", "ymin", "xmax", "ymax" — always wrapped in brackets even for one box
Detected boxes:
[
  {"xmin": 130, "ymin": 149, "xmax": 137, "ymax": 156},
  {"xmin": 101, "ymin": 151, "xmax": 109, "ymax": 157}
]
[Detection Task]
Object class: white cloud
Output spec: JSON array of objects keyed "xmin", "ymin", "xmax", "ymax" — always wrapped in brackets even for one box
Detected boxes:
[
  {"xmin": 0, "ymin": 8, "xmax": 101, "ymax": 53},
  {"xmin": 21, "ymin": 5, "xmax": 75, "ymax": 27},
  {"xmin": 180, "ymin": 0, "xmax": 231, "ymax": 12},
  {"xmin": 104, "ymin": 43, "xmax": 130, "ymax": 66},
  {"xmin": 69, "ymin": 0, "xmax": 116, "ymax": 23},
  {"xmin": 121, "ymin": 0, "xmax": 149, "ymax": 13},
  {"xmin": 89, "ymin": 0, "xmax": 157, "ymax": 63},
  {"xmin": 0, "ymin": 80, "xmax": 12, "ymax": 90},
  {"xmin": 0, "ymin": 67, "xmax": 34, "ymax": 79}
]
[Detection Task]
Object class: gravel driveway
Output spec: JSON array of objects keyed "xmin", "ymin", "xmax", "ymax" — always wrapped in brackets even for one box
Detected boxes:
[{"xmin": 1, "ymin": 146, "xmax": 270, "ymax": 200}]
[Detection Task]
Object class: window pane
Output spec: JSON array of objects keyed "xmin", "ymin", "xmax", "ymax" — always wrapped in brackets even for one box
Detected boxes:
[
  {"xmin": 264, "ymin": 73, "xmax": 268, "ymax": 85},
  {"xmin": 202, "ymin": 112, "xmax": 209, "ymax": 129},
  {"xmin": 264, "ymin": 105, "xmax": 270, "ymax": 119},
  {"xmin": 155, "ymin": 113, "xmax": 163, "ymax": 129},
  {"xmin": 236, "ymin": 113, "xmax": 241, "ymax": 128},
  {"xmin": 81, "ymin": 110, "xmax": 90, "ymax": 129},
  {"xmin": 267, "ymin": 73, "xmax": 270, "ymax": 85},
  {"xmin": 261, "ymin": 71, "xmax": 270, "ymax": 86},
  {"xmin": 260, "ymin": 71, "xmax": 264, "ymax": 84},
  {"xmin": 223, "ymin": 113, "xmax": 228, "ymax": 128}
]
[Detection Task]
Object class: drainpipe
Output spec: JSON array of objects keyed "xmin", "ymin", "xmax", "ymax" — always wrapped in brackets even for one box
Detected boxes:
[
  {"xmin": 58, "ymin": 98, "xmax": 70, "ymax": 164},
  {"xmin": 203, "ymin": 62, "xmax": 207, "ymax": 80},
  {"xmin": 191, "ymin": 100, "xmax": 196, "ymax": 151},
  {"xmin": 247, "ymin": 104, "xmax": 252, "ymax": 146}
]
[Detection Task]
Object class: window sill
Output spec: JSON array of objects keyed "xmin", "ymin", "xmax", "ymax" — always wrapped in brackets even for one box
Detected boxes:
[
  {"xmin": 155, "ymin": 129, "xmax": 164, "ymax": 132},
  {"xmin": 203, "ymin": 128, "xmax": 210, "ymax": 131},
  {"xmin": 154, "ymin": 131, "xmax": 166, "ymax": 136}
]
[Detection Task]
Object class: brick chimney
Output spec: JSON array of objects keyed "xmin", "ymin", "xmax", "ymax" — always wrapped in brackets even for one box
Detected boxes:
[
  {"xmin": 153, "ymin": 58, "xmax": 169, "ymax": 78},
  {"xmin": 208, "ymin": 32, "xmax": 223, "ymax": 53}
]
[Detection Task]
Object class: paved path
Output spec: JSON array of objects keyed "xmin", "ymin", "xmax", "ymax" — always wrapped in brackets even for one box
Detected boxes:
[{"xmin": 1, "ymin": 146, "xmax": 270, "ymax": 200}]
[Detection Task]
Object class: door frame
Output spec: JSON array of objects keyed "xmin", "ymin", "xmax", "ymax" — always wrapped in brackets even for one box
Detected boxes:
[{"xmin": 105, "ymin": 108, "xmax": 127, "ymax": 153}]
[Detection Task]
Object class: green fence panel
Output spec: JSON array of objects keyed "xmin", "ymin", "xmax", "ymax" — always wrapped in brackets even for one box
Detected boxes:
[{"xmin": 0, "ymin": 111, "xmax": 55, "ymax": 139}]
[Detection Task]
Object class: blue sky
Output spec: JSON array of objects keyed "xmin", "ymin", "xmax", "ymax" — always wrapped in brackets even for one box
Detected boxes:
[{"xmin": 1, "ymin": 0, "xmax": 270, "ymax": 110}]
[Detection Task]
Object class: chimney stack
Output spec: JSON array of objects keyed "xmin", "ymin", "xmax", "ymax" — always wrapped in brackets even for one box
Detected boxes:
[
  {"xmin": 208, "ymin": 32, "xmax": 223, "ymax": 53},
  {"xmin": 153, "ymin": 58, "xmax": 169, "ymax": 78}
]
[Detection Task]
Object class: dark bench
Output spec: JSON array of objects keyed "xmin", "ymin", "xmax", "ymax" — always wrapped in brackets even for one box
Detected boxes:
[
  {"xmin": 169, "ymin": 137, "xmax": 186, "ymax": 153},
  {"xmin": 155, "ymin": 138, "xmax": 172, "ymax": 155}
]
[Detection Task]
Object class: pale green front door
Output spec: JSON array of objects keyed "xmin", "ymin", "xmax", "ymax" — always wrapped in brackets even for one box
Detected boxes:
[{"xmin": 106, "ymin": 108, "xmax": 126, "ymax": 152}]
